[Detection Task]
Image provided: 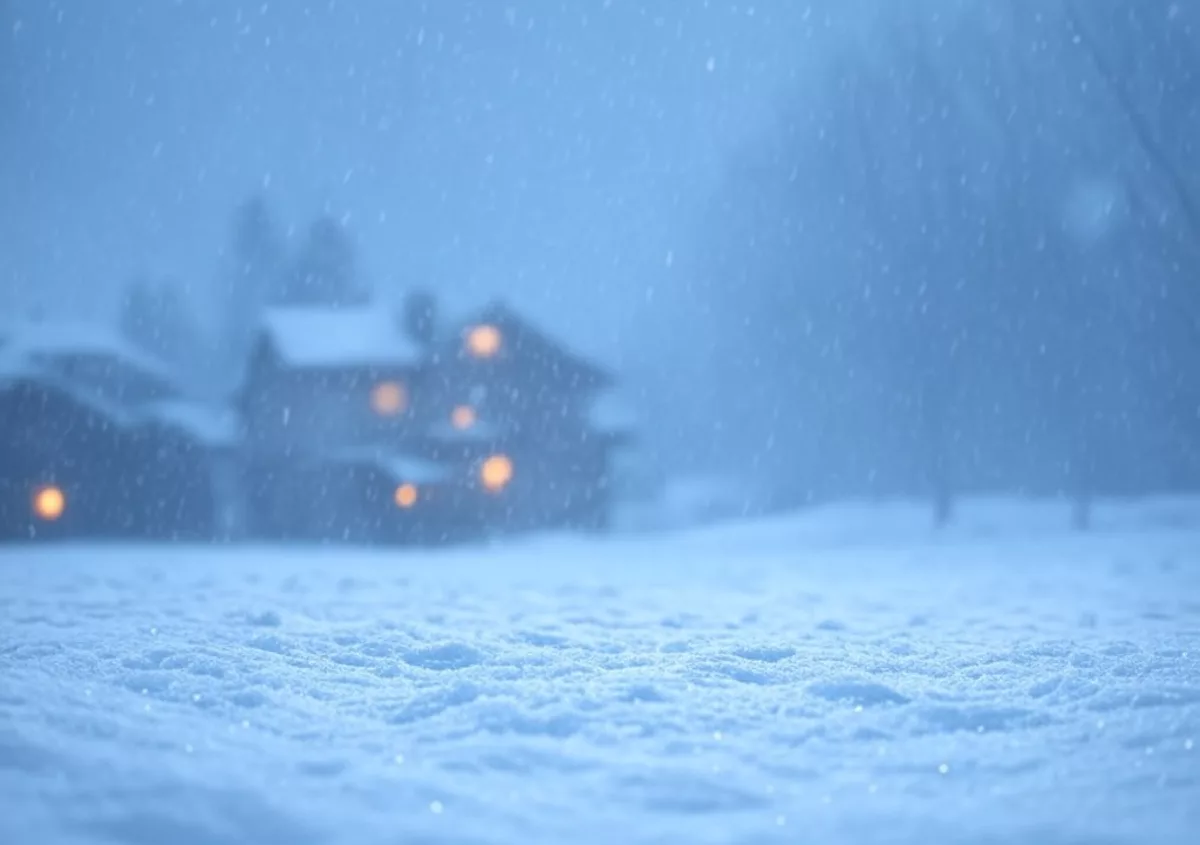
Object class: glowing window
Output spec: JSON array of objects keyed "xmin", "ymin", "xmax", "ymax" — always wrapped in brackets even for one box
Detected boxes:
[
  {"xmin": 394, "ymin": 483, "xmax": 418, "ymax": 509},
  {"xmin": 370, "ymin": 381, "xmax": 408, "ymax": 416},
  {"xmin": 451, "ymin": 405, "xmax": 477, "ymax": 430},
  {"xmin": 33, "ymin": 485, "xmax": 66, "ymax": 521},
  {"xmin": 464, "ymin": 324, "xmax": 502, "ymax": 359},
  {"xmin": 479, "ymin": 454, "xmax": 514, "ymax": 493}
]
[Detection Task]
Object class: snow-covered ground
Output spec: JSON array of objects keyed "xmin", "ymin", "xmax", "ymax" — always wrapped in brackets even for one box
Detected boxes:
[{"xmin": 2, "ymin": 497, "xmax": 1199, "ymax": 845}]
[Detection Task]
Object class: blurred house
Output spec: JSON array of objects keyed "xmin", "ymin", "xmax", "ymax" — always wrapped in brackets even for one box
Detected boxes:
[
  {"xmin": 237, "ymin": 297, "xmax": 637, "ymax": 543},
  {"xmin": 3, "ymin": 319, "xmax": 176, "ymax": 405},
  {"xmin": 239, "ymin": 305, "xmax": 426, "ymax": 454},
  {"xmin": 0, "ymin": 320, "xmax": 230, "ymax": 541},
  {"xmin": 417, "ymin": 301, "xmax": 636, "ymax": 533},
  {"xmin": 250, "ymin": 449, "xmax": 463, "ymax": 545},
  {"xmin": 0, "ymin": 296, "xmax": 639, "ymax": 546},
  {"xmin": 236, "ymin": 304, "xmax": 480, "ymax": 544}
]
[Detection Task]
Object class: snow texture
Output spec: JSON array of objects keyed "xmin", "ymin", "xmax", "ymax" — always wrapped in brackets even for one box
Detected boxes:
[
  {"xmin": 260, "ymin": 306, "xmax": 424, "ymax": 369},
  {"xmin": 2, "ymin": 499, "xmax": 1198, "ymax": 845}
]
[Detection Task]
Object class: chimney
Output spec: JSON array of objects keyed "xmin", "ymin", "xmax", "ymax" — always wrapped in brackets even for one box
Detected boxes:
[{"xmin": 400, "ymin": 289, "xmax": 438, "ymax": 347}]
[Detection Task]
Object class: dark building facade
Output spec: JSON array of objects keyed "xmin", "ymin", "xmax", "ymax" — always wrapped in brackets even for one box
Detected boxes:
[
  {"xmin": 0, "ymin": 322, "xmax": 223, "ymax": 541},
  {"xmin": 0, "ymin": 378, "xmax": 133, "ymax": 541},
  {"xmin": 237, "ymin": 305, "xmax": 487, "ymax": 543},
  {"xmin": 235, "ymin": 298, "xmax": 636, "ymax": 544},
  {"xmin": 2, "ymin": 298, "xmax": 638, "ymax": 546},
  {"xmin": 416, "ymin": 301, "xmax": 635, "ymax": 533}
]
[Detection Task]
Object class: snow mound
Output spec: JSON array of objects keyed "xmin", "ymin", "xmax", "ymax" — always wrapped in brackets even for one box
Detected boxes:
[{"xmin": 1, "ymin": 503, "xmax": 1198, "ymax": 844}]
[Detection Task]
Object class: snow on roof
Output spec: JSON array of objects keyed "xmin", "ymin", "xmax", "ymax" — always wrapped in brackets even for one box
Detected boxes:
[
  {"xmin": 0, "ymin": 370, "xmax": 142, "ymax": 431},
  {"xmin": 3, "ymin": 319, "xmax": 176, "ymax": 383},
  {"xmin": 0, "ymin": 372, "xmax": 236, "ymax": 451},
  {"xmin": 377, "ymin": 454, "xmax": 451, "ymax": 485},
  {"xmin": 587, "ymin": 390, "xmax": 638, "ymax": 434},
  {"xmin": 323, "ymin": 448, "xmax": 451, "ymax": 484},
  {"xmin": 424, "ymin": 419, "xmax": 503, "ymax": 443},
  {"xmin": 146, "ymin": 400, "xmax": 241, "ymax": 448},
  {"xmin": 0, "ymin": 345, "xmax": 34, "ymax": 381},
  {"xmin": 261, "ymin": 305, "xmax": 424, "ymax": 369}
]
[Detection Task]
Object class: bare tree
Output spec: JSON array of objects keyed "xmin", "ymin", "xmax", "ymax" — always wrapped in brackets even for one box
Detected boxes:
[
  {"xmin": 214, "ymin": 194, "xmax": 286, "ymax": 394},
  {"xmin": 276, "ymin": 216, "xmax": 370, "ymax": 309},
  {"xmin": 1061, "ymin": 0, "xmax": 1200, "ymax": 522},
  {"xmin": 698, "ymin": 0, "xmax": 1200, "ymax": 522},
  {"xmin": 119, "ymin": 276, "xmax": 206, "ymax": 373},
  {"xmin": 1063, "ymin": 1, "xmax": 1200, "ymax": 239}
]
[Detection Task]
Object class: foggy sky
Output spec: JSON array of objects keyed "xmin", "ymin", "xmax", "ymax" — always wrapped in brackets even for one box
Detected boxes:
[
  {"xmin": 4, "ymin": 1, "xmax": 1197, "ymax": 503},
  {"xmin": 2, "ymin": 0, "xmax": 843, "ymax": 363}
]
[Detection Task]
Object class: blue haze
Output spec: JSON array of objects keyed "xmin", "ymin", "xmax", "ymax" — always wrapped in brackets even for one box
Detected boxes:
[{"xmin": 3, "ymin": 0, "xmax": 1197, "ymax": 508}]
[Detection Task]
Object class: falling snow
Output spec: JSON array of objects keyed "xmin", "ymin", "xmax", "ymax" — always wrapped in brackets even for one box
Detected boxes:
[{"xmin": 3, "ymin": 2, "xmax": 1200, "ymax": 843}]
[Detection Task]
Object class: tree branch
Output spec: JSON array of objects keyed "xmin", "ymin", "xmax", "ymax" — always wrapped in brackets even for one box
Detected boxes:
[{"xmin": 1063, "ymin": 0, "xmax": 1200, "ymax": 239}]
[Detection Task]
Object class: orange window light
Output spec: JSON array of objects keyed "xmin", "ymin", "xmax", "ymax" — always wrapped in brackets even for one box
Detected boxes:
[
  {"xmin": 451, "ymin": 404, "xmax": 477, "ymax": 430},
  {"xmin": 394, "ymin": 483, "xmax": 419, "ymax": 509},
  {"xmin": 33, "ymin": 485, "xmax": 66, "ymax": 521},
  {"xmin": 479, "ymin": 454, "xmax": 514, "ymax": 493},
  {"xmin": 464, "ymin": 324, "xmax": 502, "ymax": 359},
  {"xmin": 370, "ymin": 381, "xmax": 408, "ymax": 416}
]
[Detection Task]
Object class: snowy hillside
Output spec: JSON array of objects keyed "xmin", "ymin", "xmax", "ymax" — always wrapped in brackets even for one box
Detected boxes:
[{"xmin": 2, "ymin": 498, "xmax": 1198, "ymax": 845}]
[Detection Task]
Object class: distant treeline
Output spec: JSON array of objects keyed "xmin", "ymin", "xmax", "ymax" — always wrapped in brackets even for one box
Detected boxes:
[{"xmin": 690, "ymin": 0, "xmax": 1200, "ymax": 524}]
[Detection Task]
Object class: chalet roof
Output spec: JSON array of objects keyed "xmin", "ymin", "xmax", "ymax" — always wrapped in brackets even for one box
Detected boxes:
[
  {"xmin": 0, "ymin": 318, "xmax": 179, "ymax": 405},
  {"xmin": 0, "ymin": 371, "xmax": 238, "ymax": 452},
  {"xmin": 0, "ymin": 345, "xmax": 27, "ymax": 380},
  {"xmin": 0, "ymin": 372, "xmax": 141, "ymax": 429},
  {"xmin": 145, "ymin": 400, "xmax": 242, "ymax": 448},
  {"xmin": 260, "ymin": 305, "xmax": 424, "ymax": 370},
  {"xmin": 423, "ymin": 419, "xmax": 504, "ymax": 444},
  {"xmin": 587, "ymin": 389, "xmax": 638, "ymax": 435},
  {"xmin": 2, "ymin": 319, "xmax": 175, "ymax": 381},
  {"xmin": 441, "ymin": 300, "xmax": 614, "ymax": 388},
  {"xmin": 322, "ymin": 447, "xmax": 451, "ymax": 484}
]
